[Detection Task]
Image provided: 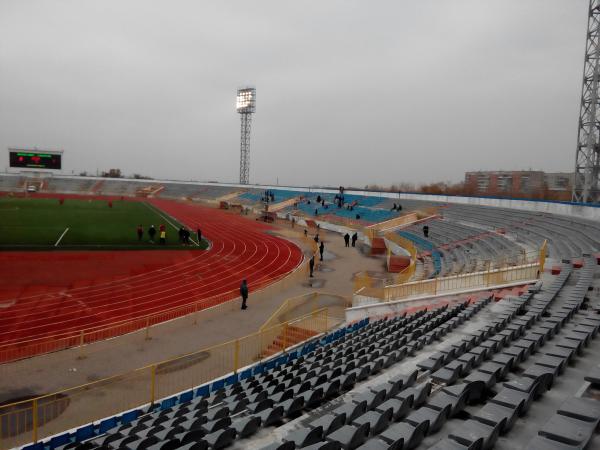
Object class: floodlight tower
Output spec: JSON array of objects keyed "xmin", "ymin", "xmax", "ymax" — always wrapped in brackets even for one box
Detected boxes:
[
  {"xmin": 573, "ymin": 1, "xmax": 600, "ymax": 203},
  {"xmin": 236, "ymin": 87, "xmax": 256, "ymax": 185}
]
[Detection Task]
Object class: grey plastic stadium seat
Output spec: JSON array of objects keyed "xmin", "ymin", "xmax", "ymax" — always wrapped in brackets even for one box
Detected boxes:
[
  {"xmin": 471, "ymin": 401, "xmax": 519, "ymax": 433},
  {"xmin": 177, "ymin": 441, "xmax": 209, "ymax": 450},
  {"xmin": 489, "ymin": 387, "xmax": 534, "ymax": 414},
  {"xmin": 379, "ymin": 421, "xmax": 426, "ymax": 450},
  {"xmin": 404, "ymin": 404, "xmax": 450, "ymax": 435},
  {"xmin": 310, "ymin": 413, "xmax": 346, "ymax": 436},
  {"xmin": 426, "ymin": 438, "xmax": 478, "ymax": 450},
  {"xmin": 280, "ymin": 396, "xmax": 305, "ymax": 417},
  {"xmin": 257, "ymin": 406, "xmax": 284, "ymax": 427},
  {"xmin": 397, "ymin": 382, "xmax": 431, "ymax": 408},
  {"xmin": 352, "ymin": 409, "xmax": 392, "ymax": 436},
  {"xmin": 231, "ymin": 415, "xmax": 261, "ymax": 438},
  {"xmin": 353, "ymin": 390, "xmax": 386, "ymax": 411},
  {"xmin": 539, "ymin": 414, "xmax": 598, "ymax": 448},
  {"xmin": 303, "ymin": 441, "xmax": 343, "ymax": 450},
  {"xmin": 448, "ymin": 419, "xmax": 502, "ymax": 450},
  {"xmin": 258, "ymin": 441, "xmax": 295, "ymax": 450},
  {"xmin": 527, "ymin": 435, "xmax": 580, "ymax": 450},
  {"xmin": 326, "ymin": 423, "xmax": 370, "ymax": 450},
  {"xmin": 201, "ymin": 416, "xmax": 231, "ymax": 434},
  {"xmin": 334, "ymin": 400, "xmax": 367, "ymax": 424},
  {"xmin": 285, "ymin": 426, "xmax": 324, "ymax": 448},
  {"xmin": 375, "ymin": 397, "xmax": 412, "ymax": 422},
  {"xmin": 558, "ymin": 396, "xmax": 600, "ymax": 422},
  {"xmin": 203, "ymin": 427, "xmax": 236, "ymax": 449}
]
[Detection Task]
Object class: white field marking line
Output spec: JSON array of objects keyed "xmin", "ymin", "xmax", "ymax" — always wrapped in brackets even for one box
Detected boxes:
[
  {"xmin": 143, "ymin": 201, "xmax": 200, "ymax": 246},
  {"xmin": 54, "ymin": 228, "xmax": 70, "ymax": 247}
]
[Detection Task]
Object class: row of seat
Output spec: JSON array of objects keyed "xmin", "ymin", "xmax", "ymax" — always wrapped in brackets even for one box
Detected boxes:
[
  {"xmin": 273, "ymin": 262, "xmax": 580, "ymax": 450},
  {"xmin": 262, "ymin": 299, "xmax": 496, "ymax": 450},
  {"xmin": 42, "ymin": 304, "xmax": 480, "ymax": 450},
  {"xmin": 429, "ymin": 260, "xmax": 600, "ymax": 449}
]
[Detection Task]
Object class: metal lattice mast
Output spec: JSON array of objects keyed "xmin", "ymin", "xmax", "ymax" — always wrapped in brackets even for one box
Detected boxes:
[
  {"xmin": 239, "ymin": 113, "xmax": 252, "ymax": 184},
  {"xmin": 236, "ymin": 87, "xmax": 256, "ymax": 185},
  {"xmin": 574, "ymin": 0, "xmax": 600, "ymax": 203}
]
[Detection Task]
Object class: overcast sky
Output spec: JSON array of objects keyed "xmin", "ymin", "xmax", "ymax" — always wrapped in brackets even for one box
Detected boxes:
[{"xmin": 0, "ymin": 1, "xmax": 588, "ymax": 187}]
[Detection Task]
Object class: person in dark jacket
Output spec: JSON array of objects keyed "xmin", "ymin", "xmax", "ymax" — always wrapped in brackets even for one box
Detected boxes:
[
  {"xmin": 319, "ymin": 241, "xmax": 325, "ymax": 261},
  {"xmin": 240, "ymin": 280, "xmax": 249, "ymax": 310},
  {"xmin": 137, "ymin": 225, "xmax": 143, "ymax": 241},
  {"xmin": 196, "ymin": 227, "xmax": 202, "ymax": 243},
  {"xmin": 178, "ymin": 227, "xmax": 185, "ymax": 243},
  {"xmin": 344, "ymin": 233, "xmax": 350, "ymax": 247},
  {"xmin": 148, "ymin": 225, "xmax": 156, "ymax": 243},
  {"xmin": 351, "ymin": 232, "xmax": 358, "ymax": 247},
  {"xmin": 423, "ymin": 225, "xmax": 429, "ymax": 238},
  {"xmin": 309, "ymin": 255, "xmax": 315, "ymax": 277}
]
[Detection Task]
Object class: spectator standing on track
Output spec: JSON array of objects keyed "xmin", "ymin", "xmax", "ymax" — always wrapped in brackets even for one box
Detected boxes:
[
  {"xmin": 159, "ymin": 224, "xmax": 166, "ymax": 234},
  {"xmin": 309, "ymin": 255, "xmax": 315, "ymax": 277},
  {"xmin": 319, "ymin": 241, "xmax": 325, "ymax": 261},
  {"xmin": 240, "ymin": 280, "xmax": 249, "ymax": 310},
  {"xmin": 178, "ymin": 227, "xmax": 185, "ymax": 243},
  {"xmin": 352, "ymin": 232, "xmax": 358, "ymax": 247},
  {"xmin": 183, "ymin": 228, "xmax": 191, "ymax": 245},
  {"xmin": 137, "ymin": 225, "xmax": 143, "ymax": 241},
  {"xmin": 159, "ymin": 229, "xmax": 166, "ymax": 245},
  {"xmin": 344, "ymin": 233, "xmax": 350, "ymax": 247},
  {"xmin": 149, "ymin": 225, "xmax": 156, "ymax": 243},
  {"xmin": 197, "ymin": 227, "xmax": 202, "ymax": 243}
]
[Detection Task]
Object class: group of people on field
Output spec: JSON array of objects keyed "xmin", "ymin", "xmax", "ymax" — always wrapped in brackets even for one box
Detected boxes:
[
  {"xmin": 136, "ymin": 224, "xmax": 202, "ymax": 246},
  {"xmin": 137, "ymin": 224, "xmax": 167, "ymax": 244}
]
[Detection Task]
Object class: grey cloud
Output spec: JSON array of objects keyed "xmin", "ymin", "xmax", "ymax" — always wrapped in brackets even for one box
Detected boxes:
[{"xmin": 0, "ymin": 0, "xmax": 587, "ymax": 186}]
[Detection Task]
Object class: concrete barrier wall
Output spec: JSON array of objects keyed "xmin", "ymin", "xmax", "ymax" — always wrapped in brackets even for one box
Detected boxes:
[{"xmin": 3, "ymin": 174, "xmax": 598, "ymax": 221}]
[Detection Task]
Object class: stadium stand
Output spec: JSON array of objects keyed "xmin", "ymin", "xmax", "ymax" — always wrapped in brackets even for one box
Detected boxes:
[
  {"xmin": 442, "ymin": 204, "xmax": 600, "ymax": 260},
  {"xmin": 45, "ymin": 178, "xmax": 97, "ymax": 194},
  {"xmin": 19, "ymin": 252, "xmax": 600, "ymax": 450},
  {"xmin": 3, "ymin": 177, "xmax": 600, "ymax": 450}
]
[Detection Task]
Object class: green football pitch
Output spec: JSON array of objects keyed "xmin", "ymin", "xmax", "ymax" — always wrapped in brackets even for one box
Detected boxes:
[{"xmin": 0, "ymin": 198, "xmax": 208, "ymax": 250}]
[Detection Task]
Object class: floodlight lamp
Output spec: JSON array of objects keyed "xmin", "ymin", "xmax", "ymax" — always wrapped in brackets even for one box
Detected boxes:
[{"xmin": 236, "ymin": 87, "xmax": 256, "ymax": 113}]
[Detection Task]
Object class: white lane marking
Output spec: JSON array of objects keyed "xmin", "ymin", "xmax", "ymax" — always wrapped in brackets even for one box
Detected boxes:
[
  {"xmin": 54, "ymin": 228, "xmax": 70, "ymax": 247},
  {"xmin": 143, "ymin": 202, "xmax": 200, "ymax": 246}
]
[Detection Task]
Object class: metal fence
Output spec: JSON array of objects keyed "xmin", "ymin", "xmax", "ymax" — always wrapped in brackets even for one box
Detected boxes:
[
  {"xmin": 260, "ymin": 292, "xmax": 351, "ymax": 332},
  {"xmin": 382, "ymin": 262, "xmax": 541, "ymax": 302},
  {"xmin": 0, "ymin": 309, "xmax": 329, "ymax": 450}
]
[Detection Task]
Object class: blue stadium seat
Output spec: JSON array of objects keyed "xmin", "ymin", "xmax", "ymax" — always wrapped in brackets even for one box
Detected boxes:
[
  {"xmin": 225, "ymin": 374, "xmax": 239, "ymax": 386},
  {"xmin": 211, "ymin": 379, "xmax": 225, "ymax": 392},
  {"xmin": 179, "ymin": 390, "xmax": 193, "ymax": 404},
  {"xmin": 121, "ymin": 409, "xmax": 141, "ymax": 425},
  {"xmin": 75, "ymin": 424, "xmax": 95, "ymax": 442},
  {"xmin": 48, "ymin": 432, "xmax": 71, "ymax": 449},
  {"xmin": 161, "ymin": 397, "xmax": 177, "ymax": 410},
  {"xmin": 98, "ymin": 417, "xmax": 118, "ymax": 434},
  {"xmin": 196, "ymin": 385, "xmax": 210, "ymax": 398},
  {"xmin": 240, "ymin": 369, "xmax": 253, "ymax": 380}
]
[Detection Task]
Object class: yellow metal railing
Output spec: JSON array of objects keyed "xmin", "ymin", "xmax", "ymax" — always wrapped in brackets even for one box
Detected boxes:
[
  {"xmin": 0, "ymin": 309, "xmax": 329, "ymax": 450},
  {"xmin": 366, "ymin": 212, "xmax": 419, "ymax": 232},
  {"xmin": 382, "ymin": 262, "xmax": 541, "ymax": 302},
  {"xmin": 260, "ymin": 292, "xmax": 351, "ymax": 332}
]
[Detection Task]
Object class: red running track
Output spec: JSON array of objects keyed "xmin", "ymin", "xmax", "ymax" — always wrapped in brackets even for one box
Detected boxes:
[{"xmin": 0, "ymin": 199, "xmax": 303, "ymax": 358}]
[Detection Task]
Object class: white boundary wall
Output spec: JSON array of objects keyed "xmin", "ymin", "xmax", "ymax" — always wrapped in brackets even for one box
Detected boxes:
[{"xmin": 2, "ymin": 173, "xmax": 599, "ymax": 221}]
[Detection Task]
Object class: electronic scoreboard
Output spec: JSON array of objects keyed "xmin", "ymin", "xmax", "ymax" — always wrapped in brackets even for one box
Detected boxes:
[{"xmin": 8, "ymin": 149, "xmax": 62, "ymax": 170}]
